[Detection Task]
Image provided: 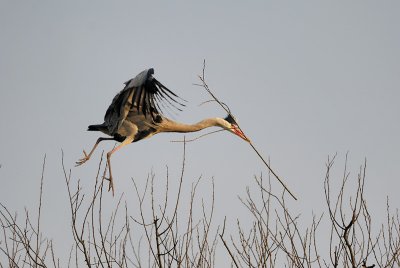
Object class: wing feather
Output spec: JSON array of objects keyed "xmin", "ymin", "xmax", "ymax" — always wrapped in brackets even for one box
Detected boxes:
[{"xmin": 103, "ymin": 69, "xmax": 185, "ymax": 135}]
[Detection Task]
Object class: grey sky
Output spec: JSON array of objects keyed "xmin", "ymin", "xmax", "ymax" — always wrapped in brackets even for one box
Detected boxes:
[{"xmin": 1, "ymin": 1, "xmax": 399, "ymax": 265}]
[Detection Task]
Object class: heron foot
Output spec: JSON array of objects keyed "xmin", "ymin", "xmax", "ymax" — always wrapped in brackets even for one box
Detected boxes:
[
  {"xmin": 75, "ymin": 150, "xmax": 90, "ymax": 166},
  {"xmin": 103, "ymin": 175, "xmax": 115, "ymax": 196}
]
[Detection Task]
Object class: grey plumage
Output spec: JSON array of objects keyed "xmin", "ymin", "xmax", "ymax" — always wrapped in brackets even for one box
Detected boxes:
[
  {"xmin": 91, "ymin": 68, "xmax": 185, "ymax": 140},
  {"xmin": 77, "ymin": 68, "xmax": 249, "ymax": 195}
]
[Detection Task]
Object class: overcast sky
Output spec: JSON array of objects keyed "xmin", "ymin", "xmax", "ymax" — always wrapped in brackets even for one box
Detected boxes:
[{"xmin": 1, "ymin": 1, "xmax": 399, "ymax": 265}]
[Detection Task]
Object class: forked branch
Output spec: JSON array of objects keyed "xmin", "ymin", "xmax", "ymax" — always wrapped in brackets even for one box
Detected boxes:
[{"xmin": 195, "ymin": 60, "xmax": 297, "ymax": 200}]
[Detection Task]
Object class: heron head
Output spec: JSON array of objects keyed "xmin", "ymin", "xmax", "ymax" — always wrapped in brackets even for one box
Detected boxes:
[
  {"xmin": 147, "ymin": 68, "xmax": 155, "ymax": 79},
  {"xmin": 223, "ymin": 114, "xmax": 250, "ymax": 142}
]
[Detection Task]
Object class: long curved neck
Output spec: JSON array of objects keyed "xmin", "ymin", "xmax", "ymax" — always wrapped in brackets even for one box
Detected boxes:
[{"xmin": 159, "ymin": 118, "xmax": 227, "ymax": 133}]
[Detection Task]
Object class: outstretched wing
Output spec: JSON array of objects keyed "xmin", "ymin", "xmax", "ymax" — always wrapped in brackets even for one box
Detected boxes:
[{"xmin": 104, "ymin": 68, "xmax": 185, "ymax": 134}]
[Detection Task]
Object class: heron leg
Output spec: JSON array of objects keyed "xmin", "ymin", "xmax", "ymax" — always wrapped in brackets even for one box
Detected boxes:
[
  {"xmin": 105, "ymin": 137, "xmax": 133, "ymax": 196},
  {"xmin": 76, "ymin": 137, "xmax": 114, "ymax": 166}
]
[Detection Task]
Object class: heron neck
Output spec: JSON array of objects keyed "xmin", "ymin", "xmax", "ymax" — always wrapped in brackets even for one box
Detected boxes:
[{"xmin": 160, "ymin": 118, "xmax": 226, "ymax": 133}]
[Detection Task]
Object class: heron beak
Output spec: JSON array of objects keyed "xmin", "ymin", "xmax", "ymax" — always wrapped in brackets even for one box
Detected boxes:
[{"xmin": 231, "ymin": 125, "xmax": 250, "ymax": 142}]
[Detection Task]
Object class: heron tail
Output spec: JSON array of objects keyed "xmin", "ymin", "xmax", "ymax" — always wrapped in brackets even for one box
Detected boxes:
[{"xmin": 87, "ymin": 124, "xmax": 107, "ymax": 132}]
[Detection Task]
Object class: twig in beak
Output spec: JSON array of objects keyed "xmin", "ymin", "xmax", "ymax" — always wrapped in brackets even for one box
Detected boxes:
[
  {"xmin": 196, "ymin": 60, "xmax": 298, "ymax": 201},
  {"xmin": 171, "ymin": 129, "xmax": 227, "ymax": 143}
]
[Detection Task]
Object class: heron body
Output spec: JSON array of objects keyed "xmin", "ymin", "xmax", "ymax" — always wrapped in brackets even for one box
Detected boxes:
[
  {"xmin": 87, "ymin": 114, "xmax": 159, "ymax": 143},
  {"xmin": 77, "ymin": 68, "xmax": 249, "ymax": 195}
]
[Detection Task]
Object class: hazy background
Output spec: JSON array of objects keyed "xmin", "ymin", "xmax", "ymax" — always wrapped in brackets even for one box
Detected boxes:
[{"xmin": 1, "ymin": 1, "xmax": 399, "ymax": 265}]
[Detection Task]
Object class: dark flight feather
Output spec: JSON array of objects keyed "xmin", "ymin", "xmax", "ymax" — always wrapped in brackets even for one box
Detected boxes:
[{"xmin": 103, "ymin": 69, "xmax": 185, "ymax": 135}]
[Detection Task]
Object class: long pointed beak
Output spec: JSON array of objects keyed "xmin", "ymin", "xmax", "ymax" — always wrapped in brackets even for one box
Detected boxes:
[{"xmin": 232, "ymin": 125, "xmax": 251, "ymax": 143}]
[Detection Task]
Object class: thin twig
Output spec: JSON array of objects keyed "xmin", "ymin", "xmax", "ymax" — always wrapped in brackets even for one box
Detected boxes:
[
  {"xmin": 170, "ymin": 129, "xmax": 226, "ymax": 143},
  {"xmin": 196, "ymin": 59, "xmax": 297, "ymax": 200},
  {"xmin": 36, "ymin": 154, "xmax": 46, "ymax": 266}
]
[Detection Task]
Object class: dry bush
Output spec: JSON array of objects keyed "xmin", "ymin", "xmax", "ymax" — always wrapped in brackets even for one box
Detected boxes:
[
  {"xmin": 0, "ymin": 156, "xmax": 60, "ymax": 267},
  {"xmin": 220, "ymin": 154, "xmax": 399, "ymax": 268},
  {"xmin": 0, "ymin": 151, "xmax": 399, "ymax": 267},
  {"xmin": 60, "ymin": 141, "xmax": 219, "ymax": 268},
  {"xmin": 323, "ymin": 155, "xmax": 399, "ymax": 268}
]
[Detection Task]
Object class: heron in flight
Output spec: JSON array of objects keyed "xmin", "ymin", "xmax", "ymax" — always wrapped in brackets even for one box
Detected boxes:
[{"xmin": 76, "ymin": 68, "xmax": 249, "ymax": 195}]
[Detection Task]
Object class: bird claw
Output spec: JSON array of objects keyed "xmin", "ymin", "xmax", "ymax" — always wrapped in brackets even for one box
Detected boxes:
[
  {"xmin": 102, "ymin": 175, "xmax": 115, "ymax": 196},
  {"xmin": 75, "ymin": 150, "xmax": 90, "ymax": 167},
  {"xmin": 76, "ymin": 147, "xmax": 115, "ymax": 196}
]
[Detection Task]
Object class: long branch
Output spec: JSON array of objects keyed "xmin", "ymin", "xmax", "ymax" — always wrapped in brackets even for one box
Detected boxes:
[{"xmin": 196, "ymin": 60, "xmax": 297, "ymax": 200}]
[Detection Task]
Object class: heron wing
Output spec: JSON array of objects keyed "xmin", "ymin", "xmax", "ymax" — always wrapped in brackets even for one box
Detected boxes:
[{"xmin": 104, "ymin": 69, "xmax": 185, "ymax": 135}]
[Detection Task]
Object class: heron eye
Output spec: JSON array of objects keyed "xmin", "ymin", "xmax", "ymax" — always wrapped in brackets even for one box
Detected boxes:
[{"xmin": 224, "ymin": 114, "xmax": 238, "ymax": 125}]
